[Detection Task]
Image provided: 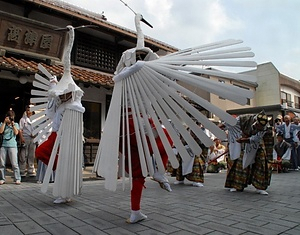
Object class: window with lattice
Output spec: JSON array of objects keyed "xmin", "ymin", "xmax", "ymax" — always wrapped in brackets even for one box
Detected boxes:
[{"xmin": 74, "ymin": 33, "xmax": 120, "ymax": 73}]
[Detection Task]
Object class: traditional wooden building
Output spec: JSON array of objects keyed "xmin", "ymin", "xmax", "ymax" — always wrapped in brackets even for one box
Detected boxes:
[{"xmin": 0, "ymin": 0, "xmax": 177, "ymax": 163}]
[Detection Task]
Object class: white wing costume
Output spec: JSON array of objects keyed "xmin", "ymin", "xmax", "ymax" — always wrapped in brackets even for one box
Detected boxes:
[
  {"xmin": 31, "ymin": 26, "xmax": 85, "ymax": 199},
  {"xmin": 93, "ymin": 13, "xmax": 257, "ymax": 191}
]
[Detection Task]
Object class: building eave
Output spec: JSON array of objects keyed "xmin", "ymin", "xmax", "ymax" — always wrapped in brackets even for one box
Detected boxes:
[
  {"xmin": 26, "ymin": 0, "xmax": 178, "ymax": 53},
  {"xmin": 0, "ymin": 56, "xmax": 114, "ymax": 87}
]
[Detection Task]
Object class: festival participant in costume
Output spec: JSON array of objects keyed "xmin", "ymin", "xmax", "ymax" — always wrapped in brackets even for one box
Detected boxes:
[
  {"xmin": 33, "ymin": 114, "xmax": 55, "ymax": 184},
  {"xmin": 32, "ymin": 25, "xmax": 85, "ymax": 204},
  {"xmin": 34, "ymin": 73, "xmax": 84, "ymax": 203},
  {"xmin": 276, "ymin": 115, "xmax": 300, "ymax": 170},
  {"xmin": 120, "ymin": 113, "xmax": 173, "ymax": 223},
  {"xmin": 292, "ymin": 117, "xmax": 300, "ymax": 169},
  {"xmin": 34, "ymin": 75, "xmax": 62, "ymax": 170},
  {"xmin": 207, "ymin": 138, "xmax": 227, "ymax": 173},
  {"xmin": 221, "ymin": 111, "xmax": 272, "ymax": 195},
  {"xmin": 297, "ymin": 130, "xmax": 300, "ymax": 147},
  {"xmin": 173, "ymin": 129, "xmax": 206, "ymax": 187},
  {"xmin": 273, "ymin": 131, "xmax": 291, "ymax": 172},
  {"xmin": 94, "ymin": 3, "xmax": 257, "ymax": 224}
]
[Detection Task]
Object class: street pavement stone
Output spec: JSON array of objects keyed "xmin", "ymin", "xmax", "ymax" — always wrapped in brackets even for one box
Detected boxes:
[{"xmin": 0, "ymin": 168, "xmax": 300, "ymax": 234}]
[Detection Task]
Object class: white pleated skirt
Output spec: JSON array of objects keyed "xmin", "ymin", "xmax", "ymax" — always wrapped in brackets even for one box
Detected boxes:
[{"xmin": 46, "ymin": 109, "xmax": 83, "ymax": 198}]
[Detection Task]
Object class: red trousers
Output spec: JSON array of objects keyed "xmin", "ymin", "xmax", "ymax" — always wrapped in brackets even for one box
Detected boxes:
[
  {"xmin": 124, "ymin": 117, "xmax": 171, "ymax": 210},
  {"xmin": 35, "ymin": 132, "xmax": 58, "ymax": 170}
]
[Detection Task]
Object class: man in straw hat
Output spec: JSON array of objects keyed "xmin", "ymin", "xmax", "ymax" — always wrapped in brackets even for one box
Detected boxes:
[{"xmin": 220, "ymin": 110, "xmax": 273, "ymax": 195}]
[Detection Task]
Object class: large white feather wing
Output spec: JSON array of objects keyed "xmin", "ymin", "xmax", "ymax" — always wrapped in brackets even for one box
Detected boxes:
[
  {"xmin": 30, "ymin": 64, "xmax": 53, "ymax": 144},
  {"xmin": 94, "ymin": 39, "xmax": 257, "ymax": 191}
]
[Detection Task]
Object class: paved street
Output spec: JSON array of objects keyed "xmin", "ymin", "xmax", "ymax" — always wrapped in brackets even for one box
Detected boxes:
[{"xmin": 0, "ymin": 168, "xmax": 300, "ymax": 235}]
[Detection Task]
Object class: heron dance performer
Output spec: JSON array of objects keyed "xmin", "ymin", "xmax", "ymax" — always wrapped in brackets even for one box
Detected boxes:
[
  {"xmin": 221, "ymin": 111, "xmax": 272, "ymax": 195},
  {"xmin": 94, "ymin": 1, "xmax": 258, "ymax": 224},
  {"xmin": 31, "ymin": 25, "xmax": 85, "ymax": 204}
]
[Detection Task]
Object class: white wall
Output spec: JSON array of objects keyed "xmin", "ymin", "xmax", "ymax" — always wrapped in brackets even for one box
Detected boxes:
[
  {"xmin": 281, "ymin": 85, "xmax": 300, "ymax": 108},
  {"xmin": 79, "ymin": 84, "xmax": 112, "ymax": 130},
  {"xmin": 255, "ymin": 63, "xmax": 281, "ymax": 106}
]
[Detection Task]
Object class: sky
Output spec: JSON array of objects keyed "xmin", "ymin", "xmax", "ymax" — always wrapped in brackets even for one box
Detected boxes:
[{"xmin": 63, "ymin": 0, "xmax": 300, "ymax": 81}]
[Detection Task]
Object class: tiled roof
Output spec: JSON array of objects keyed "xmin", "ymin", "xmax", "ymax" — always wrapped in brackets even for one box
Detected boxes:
[
  {"xmin": 0, "ymin": 56, "xmax": 114, "ymax": 87},
  {"xmin": 27, "ymin": 0, "xmax": 178, "ymax": 53}
]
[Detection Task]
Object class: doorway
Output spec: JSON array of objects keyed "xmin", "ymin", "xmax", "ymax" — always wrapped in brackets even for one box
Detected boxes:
[{"xmin": 0, "ymin": 78, "xmax": 32, "ymax": 122}]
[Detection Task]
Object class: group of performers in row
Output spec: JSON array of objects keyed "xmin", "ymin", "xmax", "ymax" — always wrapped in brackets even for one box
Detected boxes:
[
  {"xmin": 172, "ymin": 112, "xmax": 300, "ymax": 194},
  {"xmin": 169, "ymin": 112, "xmax": 273, "ymax": 196}
]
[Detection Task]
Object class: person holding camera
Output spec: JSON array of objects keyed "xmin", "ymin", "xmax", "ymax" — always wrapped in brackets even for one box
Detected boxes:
[
  {"xmin": 0, "ymin": 110, "xmax": 21, "ymax": 185},
  {"xmin": 19, "ymin": 105, "xmax": 36, "ymax": 177}
]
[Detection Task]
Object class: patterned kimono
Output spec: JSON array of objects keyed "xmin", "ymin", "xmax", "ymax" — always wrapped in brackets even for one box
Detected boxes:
[
  {"xmin": 276, "ymin": 123, "xmax": 300, "ymax": 169},
  {"xmin": 175, "ymin": 132, "xmax": 207, "ymax": 183},
  {"xmin": 225, "ymin": 114, "xmax": 273, "ymax": 191}
]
